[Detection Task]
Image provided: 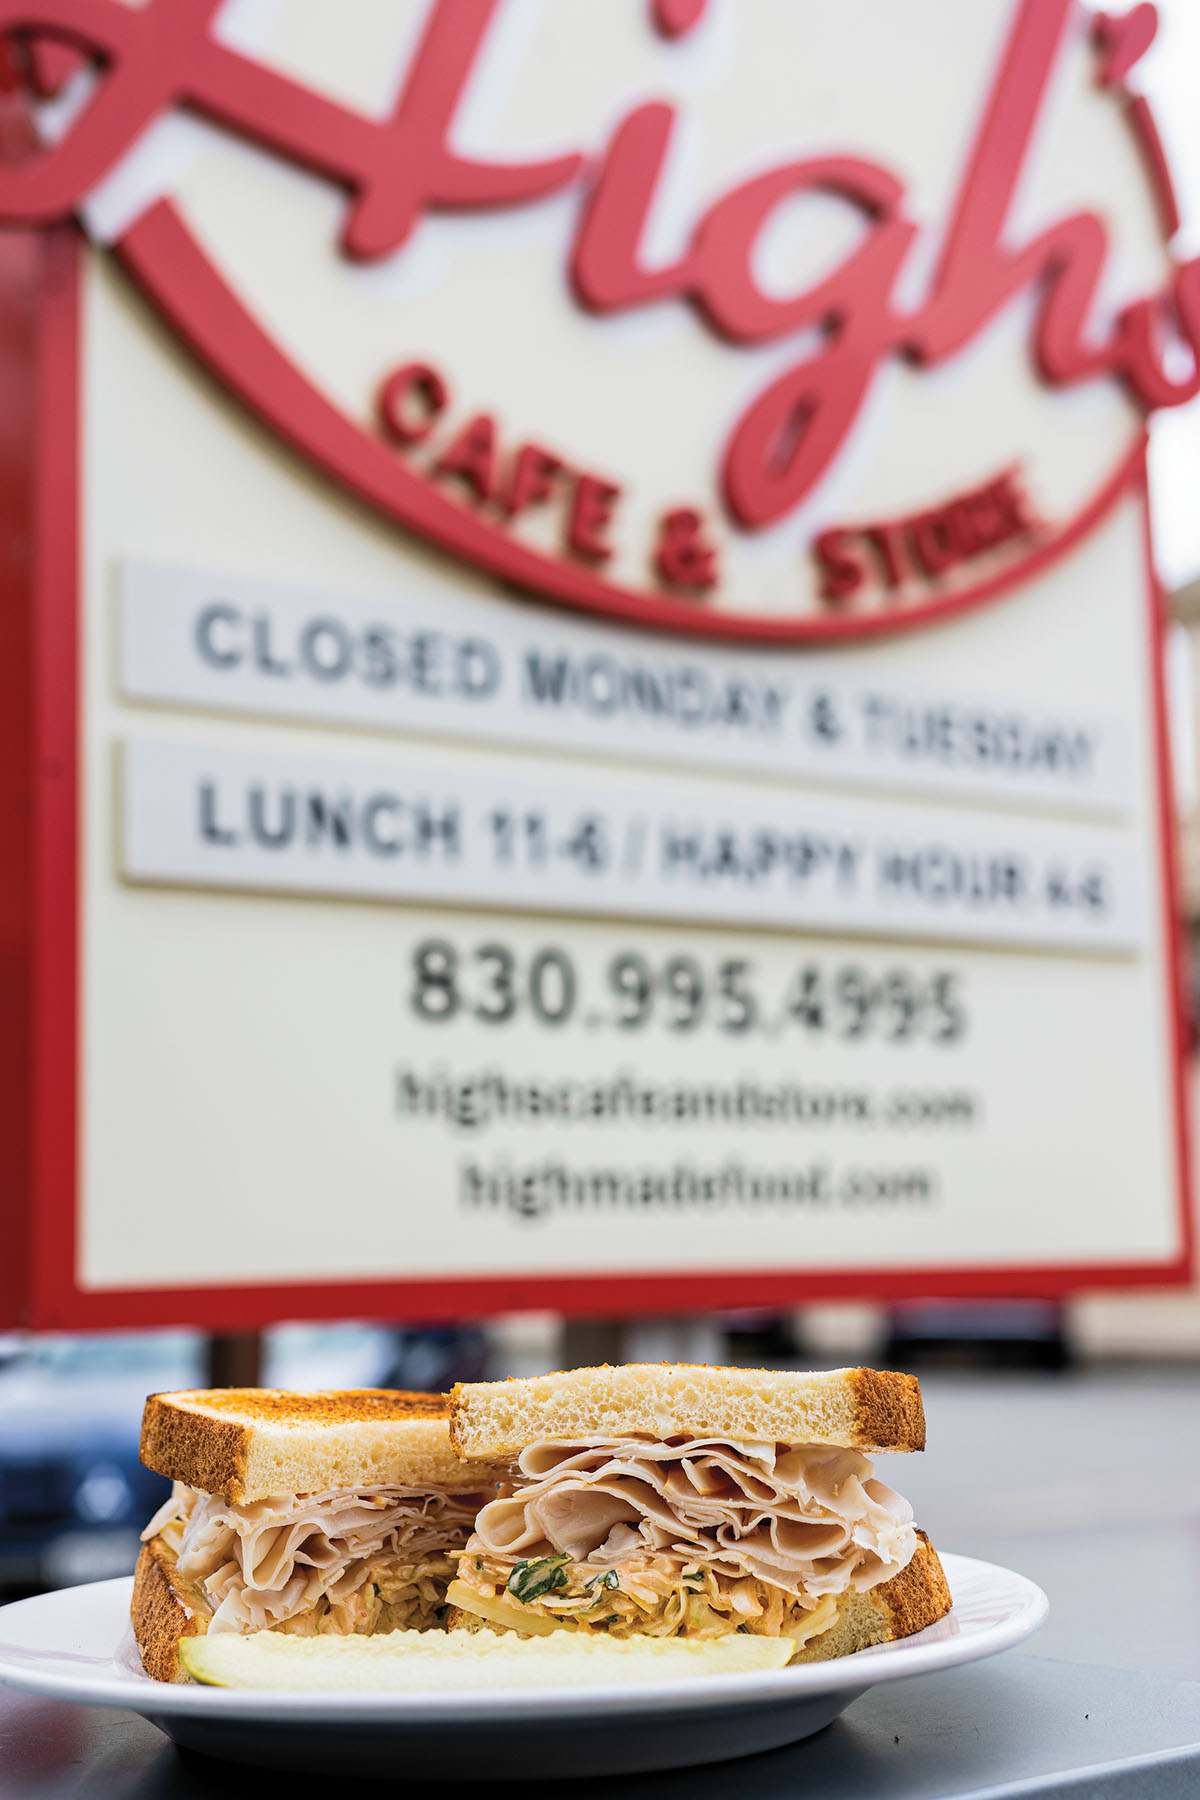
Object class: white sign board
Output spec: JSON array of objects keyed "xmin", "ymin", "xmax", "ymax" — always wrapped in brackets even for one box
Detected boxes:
[{"xmin": 4, "ymin": 0, "xmax": 1190, "ymax": 1325}]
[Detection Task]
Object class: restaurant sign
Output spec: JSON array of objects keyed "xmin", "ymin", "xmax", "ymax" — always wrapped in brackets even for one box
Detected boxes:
[{"xmin": 0, "ymin": 0, "xmax": 1193, "ymax": 1326}]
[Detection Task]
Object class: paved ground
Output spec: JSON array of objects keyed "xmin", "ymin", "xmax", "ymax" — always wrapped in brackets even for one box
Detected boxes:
[{"xmin": 887, "ymin": 1366, "xmax": 1200, "ymax": 1679}]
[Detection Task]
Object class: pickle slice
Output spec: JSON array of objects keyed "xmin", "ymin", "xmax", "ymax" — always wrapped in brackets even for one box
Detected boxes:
[{"xmin": 179, "ymin": 1628, "xmax": 794, "ymax": 1690}]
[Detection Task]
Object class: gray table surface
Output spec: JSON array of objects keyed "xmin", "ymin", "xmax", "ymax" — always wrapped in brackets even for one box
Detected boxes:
[{"xmin": 2, "ymin": 1367, "xmax": 1198, "ymax": 1797}]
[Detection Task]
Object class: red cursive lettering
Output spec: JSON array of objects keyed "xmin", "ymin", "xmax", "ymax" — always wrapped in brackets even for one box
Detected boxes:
[
  {"xmin": 813, "ymin": 469, "xmax": 1039, "ymax": 606},
  {"xmin": 433, "ymin": 413, "xmax": 497, "ymax": 503},
  {"xmin": 377, "ymin": 363, "xmax": 448, "ymax": 446},
  {"xmin": 0, "ymin": 0, "xmax": 1194, "ymax": 543},
  {"xmin": 502, "ymin": 444, "xmax": 563, "ymax": 519},
  {"xmin": 0, "ymin": 0, "xmax": 582, "ymax": 255},
  {"xmin": 655, "ymin": 507, "xmax": 718, "ymax": 590},
  {"xmin": 567, "ymin": 475, "xmax": 621, "ymax": 562}
]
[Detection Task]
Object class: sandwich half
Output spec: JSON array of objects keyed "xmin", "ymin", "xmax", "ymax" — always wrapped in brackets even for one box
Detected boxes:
[
  {"xmin": 133, "ymin": 1388, "xmax": 505, "ymax": 1682},
  {"xmin": 446, "ymin": 1364, "xmax": 951, "ymax": 1658}
]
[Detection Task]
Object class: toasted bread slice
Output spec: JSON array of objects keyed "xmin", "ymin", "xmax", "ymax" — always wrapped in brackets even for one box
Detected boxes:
[
  {"xmin": 790, "ymin": 1530, "xmax": 951, "ymax": 1661},
  {"xmin": 131, "ymin": 1536, "xmax": 212, "ymax": 1684},
  {"xmin": 449, "ymin": 1365, "xmax": 925, "ymax": 1460},
  {"xmin": 140, "ymin": 1389, "xmax": 503, "ymax": 1504}
]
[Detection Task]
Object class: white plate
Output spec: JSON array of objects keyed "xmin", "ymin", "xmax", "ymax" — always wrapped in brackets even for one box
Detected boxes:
[{"xmin": 0, "ymin": 1555, "xmax": 1047, "ymax": 1778}]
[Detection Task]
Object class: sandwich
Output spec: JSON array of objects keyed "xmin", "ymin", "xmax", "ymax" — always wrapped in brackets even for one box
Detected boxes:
[
  {"xmin": 132, "ymin": 1388, "xmax": 505, "ymax": 1682},
  {"xmin": 445, "ymin": 1364, "xmax": 951, "ymax": 1658}
]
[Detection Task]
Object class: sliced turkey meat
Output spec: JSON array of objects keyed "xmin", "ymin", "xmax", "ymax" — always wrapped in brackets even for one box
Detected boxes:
[{"xmin": 469, "ymin": 1436, "xmax": 916, "ymax": 1604}]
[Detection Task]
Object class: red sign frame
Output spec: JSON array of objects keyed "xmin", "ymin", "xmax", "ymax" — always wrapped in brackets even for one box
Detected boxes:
[{"xmin": 0, "ymin": 225, "xmax": 1193, "ymax": 1330}]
